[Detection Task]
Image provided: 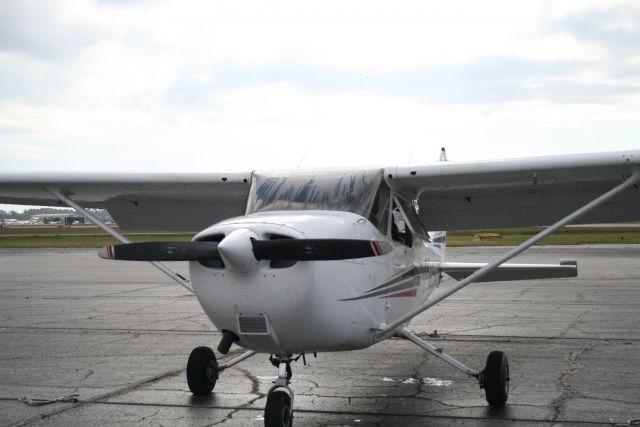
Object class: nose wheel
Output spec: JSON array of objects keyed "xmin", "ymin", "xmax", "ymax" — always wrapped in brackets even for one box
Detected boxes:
[
  {"xmin": 265, "ymin": 389, "xmax": 293, "ymax": 427},
  {"xmin": 265, "ymin": 356, "xmax": 294, "ymax": 427}
]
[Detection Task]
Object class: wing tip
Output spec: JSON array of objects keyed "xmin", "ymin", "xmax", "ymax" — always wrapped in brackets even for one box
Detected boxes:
[{"xmin": 98, "ymin": 246, "xmax": 114, "ymax": 259}]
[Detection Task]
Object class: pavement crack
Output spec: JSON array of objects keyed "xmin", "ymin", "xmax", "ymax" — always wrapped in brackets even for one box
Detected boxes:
[
  {"xmin": 210, "ymin": 366, "xmax": 266, "ymax": 425},
  {"xmin": 409, "ymin": 357, "xmax": 426, "ymax": 398},
  {"xmin": 80, "ymin": 369, "xmax": 94, "ymax": 380},
  {"xmin": 549, "ymin": 339, "xmax": 604, "ymax": 421},
  {"xmin": 140, "ymin": 408, "xmax": 160, "ymax": 421},
  {"xmin": 234, "ymin": 366, "xmax": 262, "ymax": 396},
  {"xmin": 558, "ymin": 307, "xmax": 592, "ymax": 338}
]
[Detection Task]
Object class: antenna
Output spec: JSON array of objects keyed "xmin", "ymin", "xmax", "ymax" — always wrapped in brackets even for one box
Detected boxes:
[
  {"xmin": 297, "ymin": 150, "xmax": 309, "ymax": 168},
  {"xmin": 407, "ymin": 145, "xmax": 416, "ymax": 164}
]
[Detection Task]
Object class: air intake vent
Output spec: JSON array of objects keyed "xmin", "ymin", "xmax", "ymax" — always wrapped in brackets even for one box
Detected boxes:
[{"xmin": 238, "ymin": 316, "xmax": 268, "ymax": 334}]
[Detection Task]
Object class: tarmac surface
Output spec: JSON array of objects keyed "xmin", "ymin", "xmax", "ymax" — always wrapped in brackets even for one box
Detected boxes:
[{"xmin": 1, "ymin": 246, "xmax": 639, "ymax": 426}]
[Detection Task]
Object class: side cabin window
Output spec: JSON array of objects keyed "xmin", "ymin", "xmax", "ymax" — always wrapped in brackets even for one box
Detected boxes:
[
  {"xmin": 391, "ymin": 202, "xmax": 413, "ymax": 247},
  {"xmin": 367, "ymin": 181, "xmax": 390, "ymax": 235}
]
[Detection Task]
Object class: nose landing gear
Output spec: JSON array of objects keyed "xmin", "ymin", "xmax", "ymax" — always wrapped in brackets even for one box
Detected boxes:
[
  {"xmin": 186, "ymin": 347, "xmax": 293, "ymax": 426},
  {"xmin": 265, "ymin": 356, "xmax": 294, "ymax": 427}
]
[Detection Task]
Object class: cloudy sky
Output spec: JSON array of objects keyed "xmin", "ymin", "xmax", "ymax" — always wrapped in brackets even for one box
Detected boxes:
[{"xmin": 1, "ymin": 0, "xmax": 639, "ymax": 188}]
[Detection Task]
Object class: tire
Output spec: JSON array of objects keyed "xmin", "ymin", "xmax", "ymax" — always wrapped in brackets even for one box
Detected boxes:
[
  {"xmin": 187, "ymin": 346, "xmax": 218, "ymax": 396},
  {"xmin": 483, "ymin": 350, "xmax": 509, "ymax": 407},
  {"xmin": 264, "ymin": 390, "xmax": 292, "ymax": 427}
]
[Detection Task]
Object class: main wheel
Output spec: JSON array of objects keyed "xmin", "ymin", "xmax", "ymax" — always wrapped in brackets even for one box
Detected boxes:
[
  {"xmin": 483, "ymin": 350, "xmax": 509, "ymax": 406},
  {"xmin": 187, "ymin": 346, "xmax": 218, "ymax": 396},
  {"xmin": 264, "ymin": 389, "xmax": 292, "ymax": 427}
]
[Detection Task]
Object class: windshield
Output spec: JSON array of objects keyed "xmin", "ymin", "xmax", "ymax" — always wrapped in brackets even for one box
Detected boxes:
[{"xmin": 246, "ymin": 169, "xmax": 384, "ymax": 218}]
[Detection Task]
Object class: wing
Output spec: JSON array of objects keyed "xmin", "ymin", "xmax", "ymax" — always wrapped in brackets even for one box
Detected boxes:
[
  {"xmin": 0, "ymin": 172, "xmax": 251, "ymax": 231},
  {"xmin": 386, "ymin": 150, "xmax": 640, "ymax": 232},
  {"xmin": 1, "ymin": 150, "xmax": 639, "ymax": 233}
]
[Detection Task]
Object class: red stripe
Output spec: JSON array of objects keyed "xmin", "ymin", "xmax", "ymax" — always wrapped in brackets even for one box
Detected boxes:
[
  {"xmin": 383, "ymin": 289, "xmax": 418, "ymax": 298},
  {"xmin": 108, "ymin": 246, "xmax": 113, "ymax": 259},
  {"xmin": 371, "ymin": 241, "xmax": 382, "ymax": 256}
]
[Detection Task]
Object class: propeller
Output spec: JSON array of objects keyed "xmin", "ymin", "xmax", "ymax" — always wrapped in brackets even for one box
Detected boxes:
[
  {"xmin": 99, "ymin": 241, "xmax": 220, "ymax": 261},
  {"xmin": 252, "ymin": 239, "xmax": 389, "ymax": 261},
  {"xmin": 99, "ymin": 238, "xmax": 390, "ymax": 262}
]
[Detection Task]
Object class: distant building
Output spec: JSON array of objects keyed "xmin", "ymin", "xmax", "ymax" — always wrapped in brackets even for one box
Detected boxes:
[{"xmin": 30, "ymin": 213, "xmax": 88, "ymax": 225}]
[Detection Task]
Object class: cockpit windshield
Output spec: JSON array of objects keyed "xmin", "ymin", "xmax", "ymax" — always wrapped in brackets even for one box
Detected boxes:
[{"xmin": 246, "ymin": 169, "xmax": 384, "ymax": 219}]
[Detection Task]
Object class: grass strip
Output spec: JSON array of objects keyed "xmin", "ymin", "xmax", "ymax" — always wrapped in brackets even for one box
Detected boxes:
[
  {"xmin": 0, "ymin": 233, "xmax": 194, "ymax": 248},
  {"xmin": 446, "ymin": 228, "xmax": 640, "ymax": 246},
  {"xmin": 1, "ymin": 227, "xmax": 639, "ymax": 248}
]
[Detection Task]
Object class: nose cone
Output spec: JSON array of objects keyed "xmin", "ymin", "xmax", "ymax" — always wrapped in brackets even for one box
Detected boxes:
[{"xmin": 218, "ymin": 228, "xmax": 260, "ymax": 274}]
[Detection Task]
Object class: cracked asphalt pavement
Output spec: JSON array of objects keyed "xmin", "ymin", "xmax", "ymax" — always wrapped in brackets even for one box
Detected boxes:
[{"xmin": 1, "ymin": 246, "xmax": 639, "ymax": 426}]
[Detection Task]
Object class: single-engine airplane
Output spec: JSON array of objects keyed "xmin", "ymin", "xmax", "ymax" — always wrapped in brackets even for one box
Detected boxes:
[{"xmin": 1, "ymin": 148, "xmax": 639, "ymax": 427}]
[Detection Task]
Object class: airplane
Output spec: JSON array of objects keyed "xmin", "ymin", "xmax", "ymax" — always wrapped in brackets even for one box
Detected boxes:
[{"xmin": 0, "ymin": 148, "xmax": 639, "ymax": 427}]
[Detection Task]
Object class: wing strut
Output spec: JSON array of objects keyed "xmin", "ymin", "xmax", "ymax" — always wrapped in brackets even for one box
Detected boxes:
[
  {"xmin": 398, "ymin": 328, "xmax": 478, "ymax": 377},
  {"xmin": 376, "ymin": 170, "xmax": 640, "ymax": 340},
  {"xmin": 48, "ymin": 189, "xmax": 194, "ymax": 293}
]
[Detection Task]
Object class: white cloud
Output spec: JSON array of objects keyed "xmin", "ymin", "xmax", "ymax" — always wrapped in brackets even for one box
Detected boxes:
[
  {"xmin": 0, "ymin": 143, "xmax": 56, "ymax": 161},
  {"xmin": 0, "ymin": 0, "xmax": 638, "ymax": 187}
]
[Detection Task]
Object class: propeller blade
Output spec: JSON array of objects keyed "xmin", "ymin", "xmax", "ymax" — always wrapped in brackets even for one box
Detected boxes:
[
  {"xmin": 251, "ymin": 239, "xmax": 391, "ymax": 261},
  {"xmin": 99, "ymin": 241, "xmax": 220, "ymax": 261}
]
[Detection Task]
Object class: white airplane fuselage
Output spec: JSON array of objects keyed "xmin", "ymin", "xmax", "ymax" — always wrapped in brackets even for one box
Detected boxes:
[{"xmin": 189, "ymin": 210, "xmax": 443, "ymax": 354}]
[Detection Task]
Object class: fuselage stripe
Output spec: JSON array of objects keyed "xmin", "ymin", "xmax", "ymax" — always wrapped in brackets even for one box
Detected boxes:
[
  {"xmin": 371, "ymin": 240, "xmax": 382, "ymax": 256},
  {"xmin": 384, "ymin": 289, "xmax": 418, "ymax": 298},
  {"xmin": 363, "ymin": 266, "xmax": 426, "ymax": 294},
  {"xmin": 340, "ymin": 276, "xmax": 421, "ymax": 301}
]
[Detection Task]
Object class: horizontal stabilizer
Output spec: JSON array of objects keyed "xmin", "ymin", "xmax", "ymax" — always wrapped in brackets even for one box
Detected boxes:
[{"xmin": 427, "ymin": 261, "xmax": 577, "ymax": 282}]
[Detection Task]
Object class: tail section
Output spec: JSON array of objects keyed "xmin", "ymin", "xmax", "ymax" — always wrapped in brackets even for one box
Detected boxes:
[
  {"xmin": 439, "ymin": 147, "xmax": 447, "ymax": 162},
  {"xmin": 429, "ymin": 230, "xmax": 447, "ymax": 260}
]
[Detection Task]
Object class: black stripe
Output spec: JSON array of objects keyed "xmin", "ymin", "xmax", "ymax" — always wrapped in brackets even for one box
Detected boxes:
[
  {"xmin": 361, "ymin": 267, "xmax": 419, "ymax": 294},
  {"xmin": 340, "ymin": 276, "xmax": 421, "ymax": 301}
]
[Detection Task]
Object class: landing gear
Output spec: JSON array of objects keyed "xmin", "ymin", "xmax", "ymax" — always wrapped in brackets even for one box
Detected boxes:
[
  {"xmin": 481, "ymin": 350, "xmax": 509, "ymax": 407},
  {"xmin": 398, "ymin": 327, "xmax": 510, "ymax": 407},
  {"xmin": 265, "ymin": 389, "xmax": 293, "ymax": 427},
  {"xmin": 186, "ymin": 346, "xmax": 293, "ymax": 426},
  {"xmin": 187, "ymin": 347, "xmax": 258, "ymax": 397},
  {"xmin": 265, "ymin": 356, "xmax": 294, "ymax": 427},
  {"xmin": 187, "ymin": 346, "xmax": 218, "ymax": 395}
]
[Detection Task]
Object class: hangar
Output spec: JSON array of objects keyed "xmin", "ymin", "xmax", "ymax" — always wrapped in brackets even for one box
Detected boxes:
[{"xmin": 30, "ymin": 213, "xmax": 88, "ymax": 225}]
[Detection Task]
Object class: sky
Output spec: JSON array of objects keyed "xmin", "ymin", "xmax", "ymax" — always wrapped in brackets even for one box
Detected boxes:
[{"xmin": 1, "ymin": 0, "xmax": 640, "ymax": 212}]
